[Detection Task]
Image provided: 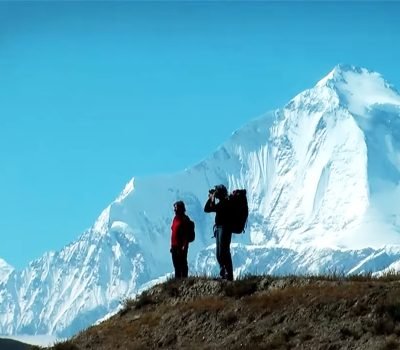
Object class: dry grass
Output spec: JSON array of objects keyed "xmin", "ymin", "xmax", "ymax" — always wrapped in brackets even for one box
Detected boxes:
[
  {"xmin": 48, "ymin": 341, "xmax": 79, "ymax": 350},
  {"xmin": 183, "ymin": 296, "xmax": 226, "ymax": 313},
  {"xmin": 379, "ymin": 335, "xmax": 400, "ymax": 350},
  {"xmin": 242, "ymin": 282, "xmax": 366, "ymax": 314},
  {"xmin": 120, "ymin": 290, "xmax": 156, "ymax": 313},
  {"xmin": 223, "ymin": 275, "xmax": 259, "ymax": 298},
  {"xmin": 219, "ymin": 310, "xmax": 238, "ymax": 326},
  {"xmin": 44, "ymin": 273, "xmax": 400, "ymax": 350}
]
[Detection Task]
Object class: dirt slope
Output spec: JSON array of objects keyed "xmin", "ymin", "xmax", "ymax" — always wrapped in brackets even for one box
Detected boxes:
[{"xmin": 46, "ymin": 275, "xmax": 400, "ymax": 350}]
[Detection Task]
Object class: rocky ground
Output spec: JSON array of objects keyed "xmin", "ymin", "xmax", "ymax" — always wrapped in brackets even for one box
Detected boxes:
[{"xmin": 37, "ymin": 274, "xmax": 400, "ymax": 350}]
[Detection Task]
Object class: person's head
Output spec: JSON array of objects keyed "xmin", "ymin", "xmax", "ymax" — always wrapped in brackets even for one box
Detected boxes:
[
  {"xmin": 214, "ymin": 184, "xmax": 228, "ymax": 200},
  {"xmin": 173, "ymin": 201, "xmax": 186, "ymax": 215}
]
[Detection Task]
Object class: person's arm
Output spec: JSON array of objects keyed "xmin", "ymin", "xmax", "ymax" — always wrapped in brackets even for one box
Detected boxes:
[
  {"xmin": 170, "ymin": 217, "xmax": 178, "ymax": 250},
  {"xmin": 204, "ymin": 193, "xmax": 216, "ymax": 212},
  {"xmin": 181, "ymin": 216, "xmax": 189, "ymax": 249},
  {"xmin": 176, "ymin": 218, "xmax": 187, "ymax": 249}
]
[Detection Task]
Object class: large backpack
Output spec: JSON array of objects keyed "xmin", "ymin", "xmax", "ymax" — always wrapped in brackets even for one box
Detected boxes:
[
  {"xmin": 184, "ymin": 215, "xmax": 196, "ymax": 243},
  {"xmin": 228, "ymin": 189, "xmax": 248, "ymax": 233}
]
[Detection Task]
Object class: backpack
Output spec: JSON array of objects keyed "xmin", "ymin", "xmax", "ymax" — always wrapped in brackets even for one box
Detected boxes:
[
  {"xmin": 228, "ymin": 189, "xmax": 248, "ymax": 233},
  {"xmin": 184, "ymin": 216, "xmax": 196, "ymax": 243}
]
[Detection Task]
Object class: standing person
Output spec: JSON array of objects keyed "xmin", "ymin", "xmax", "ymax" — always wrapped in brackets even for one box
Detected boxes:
[
  {"xmin": 170, "ymin": 201, "xmax": 189, "ymax": 278},
  {"xmin": 204, "ymin": 184, "xmax": 233, "ymax": 281}
]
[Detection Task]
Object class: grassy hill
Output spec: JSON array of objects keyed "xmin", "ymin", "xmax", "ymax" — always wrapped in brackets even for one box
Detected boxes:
[{"xmin": 34, "ymin": 274, "xmax": 400, "ymax": 350}]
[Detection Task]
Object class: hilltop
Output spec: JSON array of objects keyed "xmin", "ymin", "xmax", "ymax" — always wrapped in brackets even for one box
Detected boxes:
[{"xmin": 39, "ymin": 274, "xmax": 400, "ymax": 350}]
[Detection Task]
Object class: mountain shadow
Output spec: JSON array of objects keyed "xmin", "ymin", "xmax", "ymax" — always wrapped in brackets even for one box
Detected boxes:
[{"xmin": 0, "ymin": 338, "xmax": 32, "ymax": 350}]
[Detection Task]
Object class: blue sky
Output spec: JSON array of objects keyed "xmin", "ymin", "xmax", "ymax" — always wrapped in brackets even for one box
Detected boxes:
[{"xmin": 1, "ymin": 1, "xmax": 399, "ymax": 269}]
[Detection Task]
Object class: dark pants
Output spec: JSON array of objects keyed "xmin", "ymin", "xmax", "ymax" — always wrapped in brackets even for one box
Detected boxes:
[
  {"xmin": 214, "ymin": 225, "xmax": 233, "ymax": 281},
  {"xmin": 171, "ymin": 246, "xmax": 188, "ymax": 278}
]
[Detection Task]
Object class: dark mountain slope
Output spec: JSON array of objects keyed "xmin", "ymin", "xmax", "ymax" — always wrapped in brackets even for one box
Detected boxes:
[{"xmin": 0, "ymin": 338, "xmax": 32, "ymax": 350}]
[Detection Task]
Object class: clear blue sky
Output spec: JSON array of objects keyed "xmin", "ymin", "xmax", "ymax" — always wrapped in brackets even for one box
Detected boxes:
[{"xmin": 1, "ymin": 1, "xmax": 399, "ymax": 269}]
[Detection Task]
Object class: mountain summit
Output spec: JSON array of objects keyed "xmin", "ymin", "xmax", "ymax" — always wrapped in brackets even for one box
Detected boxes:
[
  {"xmin": 317, "ymin": 64, "xmax": 400, "ymax": 115},
  {"xmin": 2, "ymin": 65, "xmax": 400, "ymax": 338},
  {"xmin": 254, "ymin": 64, "xmax": 400, "ymax": 250}
]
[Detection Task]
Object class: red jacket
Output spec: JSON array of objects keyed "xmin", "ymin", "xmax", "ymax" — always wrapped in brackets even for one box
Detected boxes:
[{"xmin": 171, "ymin": 215, "xmax": 188, "ymax": 248}]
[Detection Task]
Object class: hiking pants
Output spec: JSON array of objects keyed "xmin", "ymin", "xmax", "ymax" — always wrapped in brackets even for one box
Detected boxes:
[
  {"xmin": 214, "ymin": 225, "xmax": 233, "ymax": 281},
  {"xmin": 171, "ymin": 246, "xmax": 188, "ymax": 278}
]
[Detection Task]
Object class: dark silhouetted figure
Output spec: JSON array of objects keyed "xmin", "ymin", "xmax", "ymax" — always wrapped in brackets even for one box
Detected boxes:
[{"xmin": 204, "ymin": 185, "xmax": 233, "ymax": 281}]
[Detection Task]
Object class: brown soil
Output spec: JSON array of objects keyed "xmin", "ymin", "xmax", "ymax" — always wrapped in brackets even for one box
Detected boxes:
[{"xmin": 45, "ymin": 275, "xmax": 400, "ymax": 350}]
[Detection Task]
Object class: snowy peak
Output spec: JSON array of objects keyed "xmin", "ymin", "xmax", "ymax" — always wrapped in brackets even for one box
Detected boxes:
[
  {"xmin": 91, "ymin": 179, "xmax": 135, "ymax": 236},
  {"xmin": 0, "ymin": 258, "xmax": 12, "ymax": 269},
  {"xmin": 115, "ymin": 178, "xmax": 135, "ymax": 203},
  {"xmin": 316, "ymin": 64, "xmax": 400, "ymax": 115},
  {"xmin": 251, "ymin": 65, "xmax": 400, "ymax": 251},
  {"xmin": 0, "ymin": 258, "xmax": 14, "ymax": 284},
  {"xmin": 92, "ymin": 206, "xmax": 111, "ymax": 235}
]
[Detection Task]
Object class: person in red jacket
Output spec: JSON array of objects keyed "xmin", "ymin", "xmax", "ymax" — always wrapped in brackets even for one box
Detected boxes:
[{"xmin": 170, "ymin": 201, "xmax": 189, "ymax": 278}]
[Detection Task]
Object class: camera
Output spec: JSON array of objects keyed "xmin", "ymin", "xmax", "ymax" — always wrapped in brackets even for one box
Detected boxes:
[{"xmin": 208, "ymin": 185, "xmax": 227, "ymax": 200}]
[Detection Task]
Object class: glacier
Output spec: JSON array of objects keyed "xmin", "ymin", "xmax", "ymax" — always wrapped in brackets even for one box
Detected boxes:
[{"xmin": 2, "ymin": 64, "xmax": 400, "ymax": 338}]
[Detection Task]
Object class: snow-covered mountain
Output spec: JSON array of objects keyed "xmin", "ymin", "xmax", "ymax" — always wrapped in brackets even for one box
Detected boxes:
[
  {"xmin": 0, "ymin": 259, "xmax": 13, "ymax": 285},
  {"xmin": 2, "ymin": 64, "xmax": 400, "ymax": 338}
]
